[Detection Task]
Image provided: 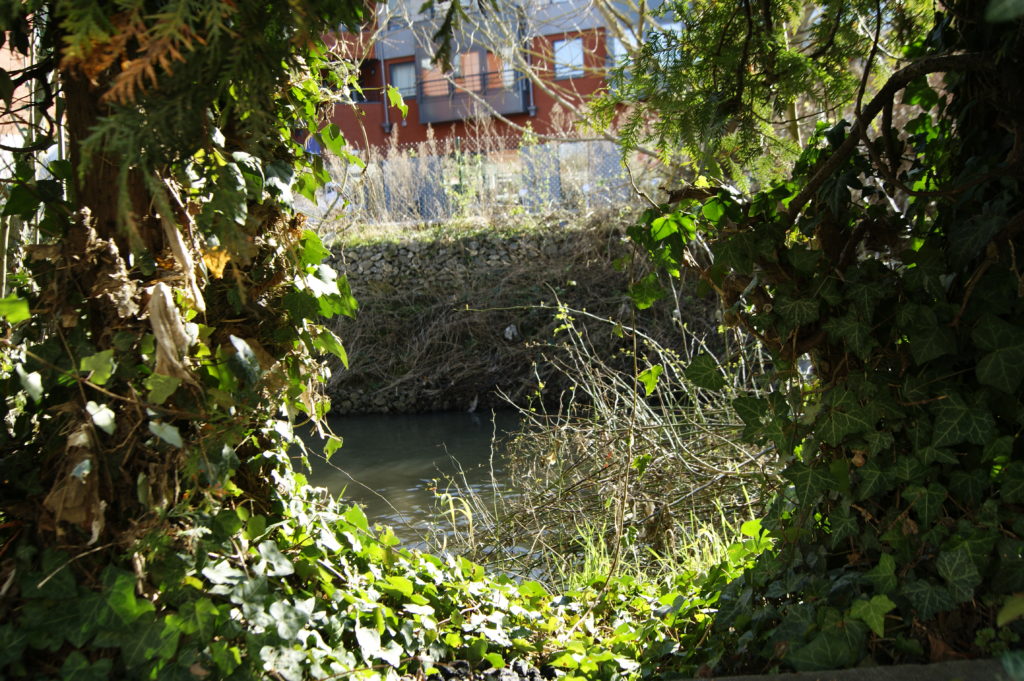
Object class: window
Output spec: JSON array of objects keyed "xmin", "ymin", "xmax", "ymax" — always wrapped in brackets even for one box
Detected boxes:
[
  {"xmin": 552, "ymin": 38, "xmax": 584, "ymax": 79},
  {"xmin": 389, "ymin": 62, "xmax": 417, "ymax": 98}
]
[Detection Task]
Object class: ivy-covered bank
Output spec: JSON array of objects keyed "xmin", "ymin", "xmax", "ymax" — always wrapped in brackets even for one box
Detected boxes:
[
  {"xmin": 3, "ymin": 471, "xmax": 772, "ymax": 679},
  {"xmin": 325, "ymin": 217, "xmax": 713, "ymax": 414}
]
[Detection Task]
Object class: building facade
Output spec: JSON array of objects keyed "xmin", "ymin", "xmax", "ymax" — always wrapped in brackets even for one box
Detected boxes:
[{"xmin": 329, "ymin": 0, "xmax": 617, "ymax": 150}]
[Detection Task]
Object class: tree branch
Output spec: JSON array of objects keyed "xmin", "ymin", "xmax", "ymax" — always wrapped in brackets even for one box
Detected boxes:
[{"xmin": 785, "ymin": 52, "xmax": 988, "ymax": 225}]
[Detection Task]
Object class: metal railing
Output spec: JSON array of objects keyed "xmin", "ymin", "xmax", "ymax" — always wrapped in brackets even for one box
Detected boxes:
[{"xmin": 416, "ymin": 70, "xmax": 529, "ymax": 123}]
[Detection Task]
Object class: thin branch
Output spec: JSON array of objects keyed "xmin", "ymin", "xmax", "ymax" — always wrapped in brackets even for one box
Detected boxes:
[{"xmin": 785, "ymin": 52, "xmax": 988, "ymax": 224}]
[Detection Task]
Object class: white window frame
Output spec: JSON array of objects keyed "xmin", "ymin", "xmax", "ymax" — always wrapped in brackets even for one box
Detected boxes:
[{"xmin": 552, "ymin": 38, "xmax": 584, "ymax": 79}]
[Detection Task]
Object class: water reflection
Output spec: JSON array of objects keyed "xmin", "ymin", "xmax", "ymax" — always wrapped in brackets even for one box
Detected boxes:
[{"xmin": 303, "ymin": 410, "xmax": 518, "ymax": 545}]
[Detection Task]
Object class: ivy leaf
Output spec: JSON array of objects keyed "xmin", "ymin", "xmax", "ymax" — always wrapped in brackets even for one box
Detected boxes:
[
  {"xmin": 636, "ymin": 364, "xmax": 664, "ymax": 396},
  {"xmin": 312, "ymin": 328, "xmax": 349, "ymax": 368},
  {"xmin": 318, "ymin": 123, "xmax": 348, "ymax": 156},
  {"xmin": 355, "ymin": 622, "xmax": 382, "ymax": 661},
  {"xmin": 818, "ymin": 388, "xmax": 878, "ymax": 446},
  {"xmin": 931, "ymin": 395, "xmax": 996, "ymax": 447},
  {"xmin": 865, "ymin": 553, "xmax": 897, "ymax": 594},
  {"xmin": 950, "ymin": 211, "xmax": 1003, "ymax": 268},
  {"xmin": 787, "ymin": 623, "xmax": 861, "ymax": 671},
  {"xmin": 784, "ymin": 462, "xmax": 832, "ymax": 506},
  {"xmin": 732, "ymin": 395, "xmax": 767, "ymax": 427},
  {"xmin": 701, "ymin": 197, "xmax": 725, "ymax": 223},
  {"xmin": 15, "ymin": 364, "xmax": 43, "ymax": 403},
  {"xmin": 685, "ymin": 354, "xmax": 725, "ymax": 390},
  {"xmin": 256, "ymin": 541, "xmax": 294, "ymax": 577},
  {"xmin": 849, "ymin": 595, "xmax": 896, "ymax": 637},
  {"xmin": 269, "ymin": 598, "xmax": 313, "ymax": 640},
  {"xmin": 106, "ymin": 572, "xmax": 155, "ymax": 624},
  {"xmin": 120, "ymin": 616, "xmax": 179, "ymax": 669},
  {"xmin": 823, "ymin": 313, "xmax": 875, "ymax": 359},
  {"xmin": 323, "ymin": 435, "xmax": 343, "ymax": 462},
  {"xmin": 265, "ymin": 161, "xmax": 295, "ymax": 204},
  {"xmin": 0, "ymin": 294, "xmax": 30, "ymax": 323},
  {"xmin": 228, "ymin": 335, "xmax": 263, "ymax": 387},
  {"xmin": 775, "ymin": 295, "xmax": 820, "ymax": 327},
  {"xmin": 856, "ymin": 460, "xmax": 890, "ymax": 500},
  {"xmin": 649, "ymin": 214, "xmax": 678, "ymax": 241},
  {"xmin": 2, "ymin": 183, "xmax": 42, "ymax": 218},
  {"xmin": 177, "ymin": 598, "xmax": 221, "ymax": 639},
  {"xmin": 628, "ymin": 272, "xmax": 664, "ymax": 310},
  {"xmin": 712, "ymin": 232, "xmax": 757, "ymax": 275},
  {"xmin": 950, "ymin": 469, "xmax": 988, "ymax": 506},
  {"xmin": 905, "ymin": 482, "xmax": 947, "ymax": 526},
  {"xmin": 202, "ymin": 561, "xmax": 247, "ymax": 586},
  {"xmin": 972, "ymin": 315, "xmax": 1024, "ymax": 393},
  {"xmin": 891, "ymin": 455, "xmax": 927, "ymax": 482},
  {"xmin": 786, "ymin": 246, "xmax": 821, "ymax": 274},
  {"xmin": 845, "ymin": 282, "xmax": 886, "ymax": 320},
  {"xmin": 80, "ymin": 349, "xmax": 116, "ymax": 386},
  {"xmin": 901, "ymin": 579, "xmax": 955, "ymax": 619},
  {"xmin": 827, "ymin": 504, "xmax": 858, "ymax": 547},
  {"xmin": 60, "ymin": 651, "xmax": 113, "ymax": 681},
  {"xmin": 145, "ymin": 373, "xmax": 181, "ymax": 405},
  {"xmin": 382, "ymin": 575, "xmax": 415, "ymax": 599},
  {"xmin": 1001, "ymin": 462, "xmax": 1024, "ymax": 503},
  {"xmin": 259, "ymin": 646, "xmax": 305, "ymax": 681},
  {"xmin": 908, "ymin": 326, "xmax": 956, "ymax": 365},
  {"xmin": 937, "ymin": 545, "xmax": 982, "ymax": 603}
]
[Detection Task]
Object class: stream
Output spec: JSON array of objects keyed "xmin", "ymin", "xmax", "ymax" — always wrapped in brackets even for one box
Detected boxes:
[{"xmin": 303, "ymin": 410, "xmax": 519, "ymax": 546}]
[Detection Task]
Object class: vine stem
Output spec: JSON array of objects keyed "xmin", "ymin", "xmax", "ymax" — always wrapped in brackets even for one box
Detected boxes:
[{"xmin": 785, "ymin": 52, "xmax": 988, "ymax": 226}]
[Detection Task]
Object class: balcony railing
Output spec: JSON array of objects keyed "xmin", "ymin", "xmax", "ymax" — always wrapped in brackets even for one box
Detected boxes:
[{"xmin": 416, "ymin": 69, "xmax": 528, "ymax": 124}]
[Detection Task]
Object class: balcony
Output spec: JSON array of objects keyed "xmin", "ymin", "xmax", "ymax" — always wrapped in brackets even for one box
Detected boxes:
[{"xmin": 416, "ymin": 69, "xmax": 529, "ymax": 124}]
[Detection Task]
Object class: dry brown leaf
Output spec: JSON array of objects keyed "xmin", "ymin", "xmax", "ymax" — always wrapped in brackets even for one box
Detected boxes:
[
  {"xmin": 102, "ymin": 36, "xmax": 186, "ymax": 104},
  {"xmin": 157, "ymin": 223, "xmax": 205, "ymax": 311},
  {"xmin": 43, "ymin": 424, "xmax": 102, "ymax": 533},
  {"xmin": 202, "ymin": 247, "xmax": 232, "ymax": 279},
  {"xmin": 148, "ymin": 282, "xmax": 196, "ymax": 383},
  {"xmin": 89, "ymin": 237, "xmax": 140, "ymax": 318},
  {"xmin": 59, "ymin": 12, "xmax": 134, "ymax": 84}
]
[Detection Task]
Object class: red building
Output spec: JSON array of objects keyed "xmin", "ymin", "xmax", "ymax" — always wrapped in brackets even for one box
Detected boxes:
[{"xmin": 328, "ymin": 0, "xmax": 615, "ymax": 150}]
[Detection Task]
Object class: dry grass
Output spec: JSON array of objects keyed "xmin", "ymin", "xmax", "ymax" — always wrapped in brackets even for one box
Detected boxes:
[
  {"xmin": 425, "ymin": 309, "xmax": 780, "ymax": 588},
  {"xmin": 325, "ymin": 214, "xmax": 714, "ymax": 414}
]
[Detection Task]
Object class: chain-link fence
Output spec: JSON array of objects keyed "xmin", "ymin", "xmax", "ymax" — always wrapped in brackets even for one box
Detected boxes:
[{"xmin": 304, "ymin": 134, "xmax": 647, "ymax": 224}]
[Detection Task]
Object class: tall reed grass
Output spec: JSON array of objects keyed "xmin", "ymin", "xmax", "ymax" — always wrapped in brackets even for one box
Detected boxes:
[{"xmin": 427, "ymin": 305, "xmax": 780, "ymax": 589}]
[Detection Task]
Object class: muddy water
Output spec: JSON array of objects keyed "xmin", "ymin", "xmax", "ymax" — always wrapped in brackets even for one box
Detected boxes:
[{"xmin": 304, "ymin": 410, "xmax": 519, "ymax": 545}]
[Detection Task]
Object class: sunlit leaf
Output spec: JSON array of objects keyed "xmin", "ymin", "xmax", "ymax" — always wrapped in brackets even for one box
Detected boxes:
[
  {"xmin": 85, "ymin": 401, "xmax": 116, "ymax": 435},
  {"xmin": 637, "ymin": 364, "xmax": 663, "ymax": 396},
  {"xmin": 849, "ymin": 595, "xmax": 896, "ymax": 637},
  {"xmin": 80, "ymin": 350, "xmax": 116, "ymax": 386},
  {"xmin": 16, "ymin": 364, "xmax": 43, "ymax": 403},
  {"xmin": 0, "ymin": 294, "xmax": 30, "ymax": 323},
  {"xmin": 997, "ymin": 594, "xmax": 1024, "ymax": 627},
  {"xmin": 145, "ymin": 373, "xmax": 181, "ymax": 405},
  {"xmin": 387, "ymin": 85, "xmax": 409, "ymax": 117},
  {"xmin": 256, "ymin": 540, "xmax": 294, "ymax": 577},
  {"xmin": 149, "ymin": 421, "xmax": 183, "ymax": 448}
]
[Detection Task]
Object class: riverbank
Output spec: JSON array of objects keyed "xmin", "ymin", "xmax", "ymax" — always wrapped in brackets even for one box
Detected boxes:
[{"xmin": 324, "ymin": 213, "xmax": 714, "ymax": 414}]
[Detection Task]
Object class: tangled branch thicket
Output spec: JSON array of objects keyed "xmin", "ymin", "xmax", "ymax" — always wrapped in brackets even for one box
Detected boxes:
[
  {"xmin": 429, "ymin": 309, "xmax": 781, "ymax": 587},
  {"xmin": 325, "ymin": 217, "xmax": 717, "ymax": 414}
]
